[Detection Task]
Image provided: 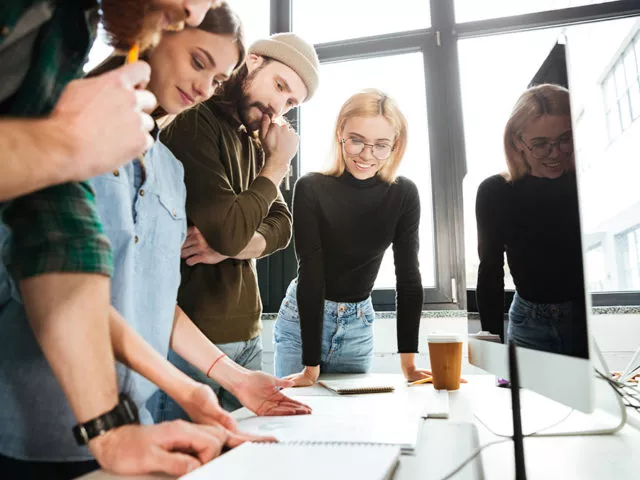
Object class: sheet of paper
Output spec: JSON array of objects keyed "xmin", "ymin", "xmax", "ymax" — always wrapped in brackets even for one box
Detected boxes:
[{"xmin": 237, "ymin": 396, "xmax": 421, "ymax": 452}]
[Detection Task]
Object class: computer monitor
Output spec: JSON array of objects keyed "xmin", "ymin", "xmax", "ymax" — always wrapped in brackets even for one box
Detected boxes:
[{"xmin": 467, "ymin": 37, "xmax": 596, "ymax": 414}]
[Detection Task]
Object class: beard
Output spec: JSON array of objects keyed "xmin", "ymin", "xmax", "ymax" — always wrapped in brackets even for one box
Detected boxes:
[
  {"xmin": 100, "ymin": 0, "xmax": 187, "ymax": 52},
  {"xmin": 237, "ymin": 68, "xmax": 274, "ymax": 133}
]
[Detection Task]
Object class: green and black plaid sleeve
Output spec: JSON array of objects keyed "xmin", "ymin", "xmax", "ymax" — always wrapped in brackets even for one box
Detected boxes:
[{"xmin": 3, "ymin": 182, "xmax": 113, "ymax": 280}]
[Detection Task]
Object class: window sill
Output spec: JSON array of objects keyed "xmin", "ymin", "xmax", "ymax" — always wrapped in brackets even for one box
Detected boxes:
[{"xmin": 262, "ymin": 306, "xmax": 640, "ymax": 322}]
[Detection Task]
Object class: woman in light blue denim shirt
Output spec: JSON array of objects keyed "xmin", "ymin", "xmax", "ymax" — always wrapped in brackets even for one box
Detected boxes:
[{"xmin": 0, "ymin": 5, "xmax": 309, "ymax": 474}]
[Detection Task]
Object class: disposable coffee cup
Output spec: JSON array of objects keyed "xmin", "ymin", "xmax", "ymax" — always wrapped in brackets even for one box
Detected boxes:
[{"xmin": 427, "ymin": 333, "xmax": 463, "ymax": 391}]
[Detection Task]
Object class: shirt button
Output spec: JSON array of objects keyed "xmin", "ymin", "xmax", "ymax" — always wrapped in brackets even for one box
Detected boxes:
[
  {"xmin": 1, "ymin": 26, "xmax": 11, "ymax": 37},
  {"xmin": 172, "ymin": 209, "xmax": 177, "ymax": 217},
  {"xmin": 113, "ymin": 170, "xmax": 120, "ymax": 177},
  {"xmin": 134, "ymin": 235, "xmax": 139, "ymax": 244},
  {"xmin": 139, "ymin": 189, "xmax": 145, "ymax": 196}
]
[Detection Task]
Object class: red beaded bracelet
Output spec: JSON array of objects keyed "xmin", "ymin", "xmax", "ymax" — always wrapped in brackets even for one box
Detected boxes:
[{"xmin": 206, "ymin": 353, "xmax": 227, "ymax": 377}]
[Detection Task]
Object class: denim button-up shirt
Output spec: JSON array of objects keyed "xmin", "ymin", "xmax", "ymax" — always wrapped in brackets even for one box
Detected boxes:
[{"xmin": 0, "ymin": 139, "xmax": 186, "ymax": 461}]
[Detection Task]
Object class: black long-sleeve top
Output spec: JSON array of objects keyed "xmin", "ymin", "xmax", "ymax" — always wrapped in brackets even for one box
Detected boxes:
[
  {"xmin": 293, "ymin": 172, "xmax": 424, "ymax": 366},
  {"xmin": 475, "ymin": 172, "xmax": 585, "ymax": 340}
]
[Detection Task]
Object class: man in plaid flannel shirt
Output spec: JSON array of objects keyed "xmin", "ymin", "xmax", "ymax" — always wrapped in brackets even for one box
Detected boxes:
[{"xmin": 0, "ymin": 1, "xmax": 233, "ymax": 478}]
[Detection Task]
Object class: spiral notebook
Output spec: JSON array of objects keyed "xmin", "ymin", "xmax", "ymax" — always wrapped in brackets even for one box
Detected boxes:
[
  {"xmin": 180, "ymin": 442, "xmax": 401, "ymax": 480},
  {"xmin": 319, "ymin": 379, "xmax": 396, "ymax": 394}
]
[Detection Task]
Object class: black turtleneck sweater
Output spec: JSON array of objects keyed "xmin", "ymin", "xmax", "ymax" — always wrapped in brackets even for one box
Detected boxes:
[
  {"xmin": 293, "ymin": 172, "xmax": 424, "ymax": 366},
  {"xmin": 475, "ymin": 172, "xmax": 585, "ymax": 340}
]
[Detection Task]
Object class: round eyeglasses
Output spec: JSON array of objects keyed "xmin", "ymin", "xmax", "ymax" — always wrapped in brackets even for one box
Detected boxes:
[
  {"xmin": 341, "ymin": 138, "xmax": 394, "ymax": 161},
  {"xmin": 521, "ymin": 132, "xmax": 574, "ymax": 160}
]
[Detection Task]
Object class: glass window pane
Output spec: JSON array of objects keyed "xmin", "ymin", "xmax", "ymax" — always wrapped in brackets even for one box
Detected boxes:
[
  {"xmin": 586, "ymin": 246, "xmax": 605, "ymax": 292},
  {"xmin": 292, "ymin": 0, "xmax": 430, "ymax": 45},
  {"xmin": 298, "ymin": 53, "xmax": 435, "ymax": 288},
  {"xmin": 567, "ymin": 18, "xmax": 640, "ymax": 292},
  {"xmin": 614, "ymin": 63, "xmax": 627, "ymax": 96},
  {"xmin": 619, "ymin": 96, "xmax": 632, "ymax": 129},
  {"xmin": 623, "ymin": 49, "xmax": 638, "ymax": 87},
  {"xmin": 84, "ymin": 26, "xmax": 113, "ymax": 72},
  {"xmin": 460, "ymin": 28, "xmax": 561, "ymax": 289},
  {"xmin": 455, "ymin": 0, "xmax": 618, "ymax": 24},
  {"xmin": 603, "ymin": 74, "xmax": 616, "ymax": 111},
  {"xmin": 226, "ymin": 0, "xmax": 270, "ymax": 46}
]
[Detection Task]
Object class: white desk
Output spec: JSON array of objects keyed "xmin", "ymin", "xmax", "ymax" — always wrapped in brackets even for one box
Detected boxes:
[{"xmin": 80, "ymin": 374, "xmax": 640, "ymax": 480}]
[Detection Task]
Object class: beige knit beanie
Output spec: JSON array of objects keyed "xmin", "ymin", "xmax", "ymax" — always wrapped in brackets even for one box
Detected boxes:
[{"xmin": 248, "ymin": 33, "xmax": 320, "ymax": 101}]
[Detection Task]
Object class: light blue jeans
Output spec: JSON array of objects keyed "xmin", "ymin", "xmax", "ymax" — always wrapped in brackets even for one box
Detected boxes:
[
  {"xmin": 148, "ymin": 335, "xmax": 263, "ymax": 419},
  {"xmin": 507, "ymin": 292, "xmax": 588, "ymax": 358},
  {"xmin": 274, "ymin": 280, "xmax": 375, "ymax": 377}
]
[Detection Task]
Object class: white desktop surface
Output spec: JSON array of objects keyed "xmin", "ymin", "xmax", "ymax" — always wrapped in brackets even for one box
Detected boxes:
[{"xmin": 79, "ymin": 374, "xmax": 640, "ymax": 480}]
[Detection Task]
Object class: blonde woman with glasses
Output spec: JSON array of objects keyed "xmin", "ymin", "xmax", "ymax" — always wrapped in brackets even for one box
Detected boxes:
[
  {"xmin": 475, "ymin": 83, "xmax": 588, "ymax": 359},
  {"xmin": 274, "ymin": 89, "xmax": 431, "ymax": 386}
]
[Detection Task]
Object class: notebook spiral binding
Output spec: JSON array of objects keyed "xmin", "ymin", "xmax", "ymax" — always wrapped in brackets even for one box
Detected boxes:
[
  {"xmin": 339, "ymin": 386, "xmax": 395, "ymax": 394},
  {"xmin": 252, "ymin": 441, "xmax": 399, "ymax": 447}
]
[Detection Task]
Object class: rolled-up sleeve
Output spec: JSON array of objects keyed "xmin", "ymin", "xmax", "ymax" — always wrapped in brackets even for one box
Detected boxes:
[{"xmin": 3, "ymin": 181, "xmax": 113, "ymax": 280}]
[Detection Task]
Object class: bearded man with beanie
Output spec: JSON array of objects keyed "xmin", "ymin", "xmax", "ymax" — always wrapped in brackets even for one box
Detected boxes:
[{"xmin": 151, "ymin": 33, "xmax": 320, "ymax": 417}]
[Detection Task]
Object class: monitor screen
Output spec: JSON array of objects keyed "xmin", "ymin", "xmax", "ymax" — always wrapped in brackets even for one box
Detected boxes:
[{"xmin": 466, "ymin": 14, "xmax": 640, "ymax": 415}]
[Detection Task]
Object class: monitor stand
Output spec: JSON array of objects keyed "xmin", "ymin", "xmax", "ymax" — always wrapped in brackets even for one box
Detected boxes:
[
  {"xmin": 508, "ymin": 342, "xmax": 527, "ymax": 480},
  {"xmin": 474, "ymin": 340, "xmax": 628, "ymax": 440}
]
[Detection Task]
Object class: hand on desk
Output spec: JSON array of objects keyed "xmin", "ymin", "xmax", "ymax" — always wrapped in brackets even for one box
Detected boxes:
[
  {"xmin": 234, "ymin": 370, "xmax": 313, "ymax": 416},
  {"xmin": 180, "ymin": 382, "xmax": 237, "ymax": 430},
  {"xmin": 285, "ymin": 365, "xmax": 320, "ymax": 388},
  {"xmin": 88, "ymin": 420, "xmax": 257, "ymax": 477}
]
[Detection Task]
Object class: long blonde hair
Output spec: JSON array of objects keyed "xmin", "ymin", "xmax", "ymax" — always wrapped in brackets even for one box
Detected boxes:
[
  {"xmin": 324, "ymin": 89, "xmax": 408, "ymax": 184},
  {"xmin": 504, "ymin": 83, "xmax": 572, "ymax": 181}
]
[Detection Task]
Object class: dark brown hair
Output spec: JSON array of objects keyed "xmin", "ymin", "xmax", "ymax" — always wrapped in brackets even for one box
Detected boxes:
[{"xmin": 91, "ymin": 4, "xmax": 245, "ymax": 78}]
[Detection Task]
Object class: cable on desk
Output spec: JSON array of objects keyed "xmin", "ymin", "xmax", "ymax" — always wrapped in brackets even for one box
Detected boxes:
[
  {"xmin": 438, "ymin": 438, "xmax": 511, "ymax": 480},
  {"xmin": 473, "ymin": 407, "xmax": 575, "ymax": 439}
]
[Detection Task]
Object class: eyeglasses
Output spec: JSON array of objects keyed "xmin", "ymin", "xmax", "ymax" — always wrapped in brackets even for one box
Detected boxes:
[
  {"xmin": 341, "ymin": 138, "xmax": 395, "ymax": 161},
  {"xmin": 521, "ymin": 132, "xmax": 574, "ymax": 160}
]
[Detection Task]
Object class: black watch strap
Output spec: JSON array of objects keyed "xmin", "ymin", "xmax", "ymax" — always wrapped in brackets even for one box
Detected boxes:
[{"xmin": 72, "ymin": 393, "xmax": 140, "ymax": 446}]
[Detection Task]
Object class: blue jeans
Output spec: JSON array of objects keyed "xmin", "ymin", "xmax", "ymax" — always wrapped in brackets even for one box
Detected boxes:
[
  {"xmin": 507, "ymin": 292, "xmax": 588, "ymax": 358},
  {"xmin": 274, "ymin": 280, "xmax": 375, "ymax": 377},
  {"xmin": 148, "ymin": 335, "xmax": 263, "ymax": 420}
]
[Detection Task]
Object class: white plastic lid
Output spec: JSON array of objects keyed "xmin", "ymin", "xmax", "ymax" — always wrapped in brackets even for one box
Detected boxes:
[{"xmin": 427, "ymin": 333, "xmax": 463, "ymax": 343}]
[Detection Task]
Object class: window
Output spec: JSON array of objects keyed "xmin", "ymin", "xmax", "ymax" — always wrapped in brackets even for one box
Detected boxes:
[
  {"xmin": 298, "ymin": 53, "xmax": 435, "ymax": 289},
  {"xmin": 84, "ymin": 26, "xmax": 113, "ymax": 72},
  {"xmin": 292, "ymin": 0, "xmax": 430, "ymax": 45},
  {"xmin": 601, "ymin": 31, "xmax": 640, "ymax": 141},
  {"xmin": 567, "ymin": 18, "xmax": 640, "ymax": 296},
  {"xmin": 226, "ymin": 0, "xmax": 270, "ymax": 46},
  {"xmin": 586, "ymin": 244, "xmax": 607, "ymax": 292},
  {"xmin": 454, "ymin": 0, "xmax": 619, "ymax": 24},
  {"xmin": 616, "ymin": 227, "xmax": 640, "ymax": 291}
]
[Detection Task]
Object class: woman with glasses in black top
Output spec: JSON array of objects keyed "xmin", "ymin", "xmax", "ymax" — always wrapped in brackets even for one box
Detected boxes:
[{"xmin": 273, "ymin": 89, "xmax": 431, "ymax": 386}]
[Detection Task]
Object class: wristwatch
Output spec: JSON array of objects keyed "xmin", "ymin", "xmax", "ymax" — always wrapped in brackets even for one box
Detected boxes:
[{"xmin": 72, "ymin": 393, "xmax": 140, "ymax": 446}]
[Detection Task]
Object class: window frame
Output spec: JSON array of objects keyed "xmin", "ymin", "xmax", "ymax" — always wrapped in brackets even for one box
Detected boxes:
[{"xmin": 259, "ymin": 0, "xmax": 640, "ymax": 314}]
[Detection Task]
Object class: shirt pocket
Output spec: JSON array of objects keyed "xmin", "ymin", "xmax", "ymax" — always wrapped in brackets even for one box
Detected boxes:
[{"xmin": 155, "ymin": 193, "xmax": 187, "ymax": 251}]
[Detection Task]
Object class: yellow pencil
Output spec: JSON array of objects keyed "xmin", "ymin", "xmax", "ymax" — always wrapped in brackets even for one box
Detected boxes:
[
  {"xmin": 126, "ymin": 43, "xmax": 147, "ymax": 171},
  {"xmin": 126, "ymin": 42, "xmax": 140, "ymax": 64},
  {"xmin": 408, "ymin": 376, "xmax": 433, "ymax": 387}
]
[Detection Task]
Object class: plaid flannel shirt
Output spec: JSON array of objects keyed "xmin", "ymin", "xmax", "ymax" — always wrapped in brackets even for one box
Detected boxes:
[{"xmin": 0, "ymin": 0, "xmax": 113, "ymax": 279}]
